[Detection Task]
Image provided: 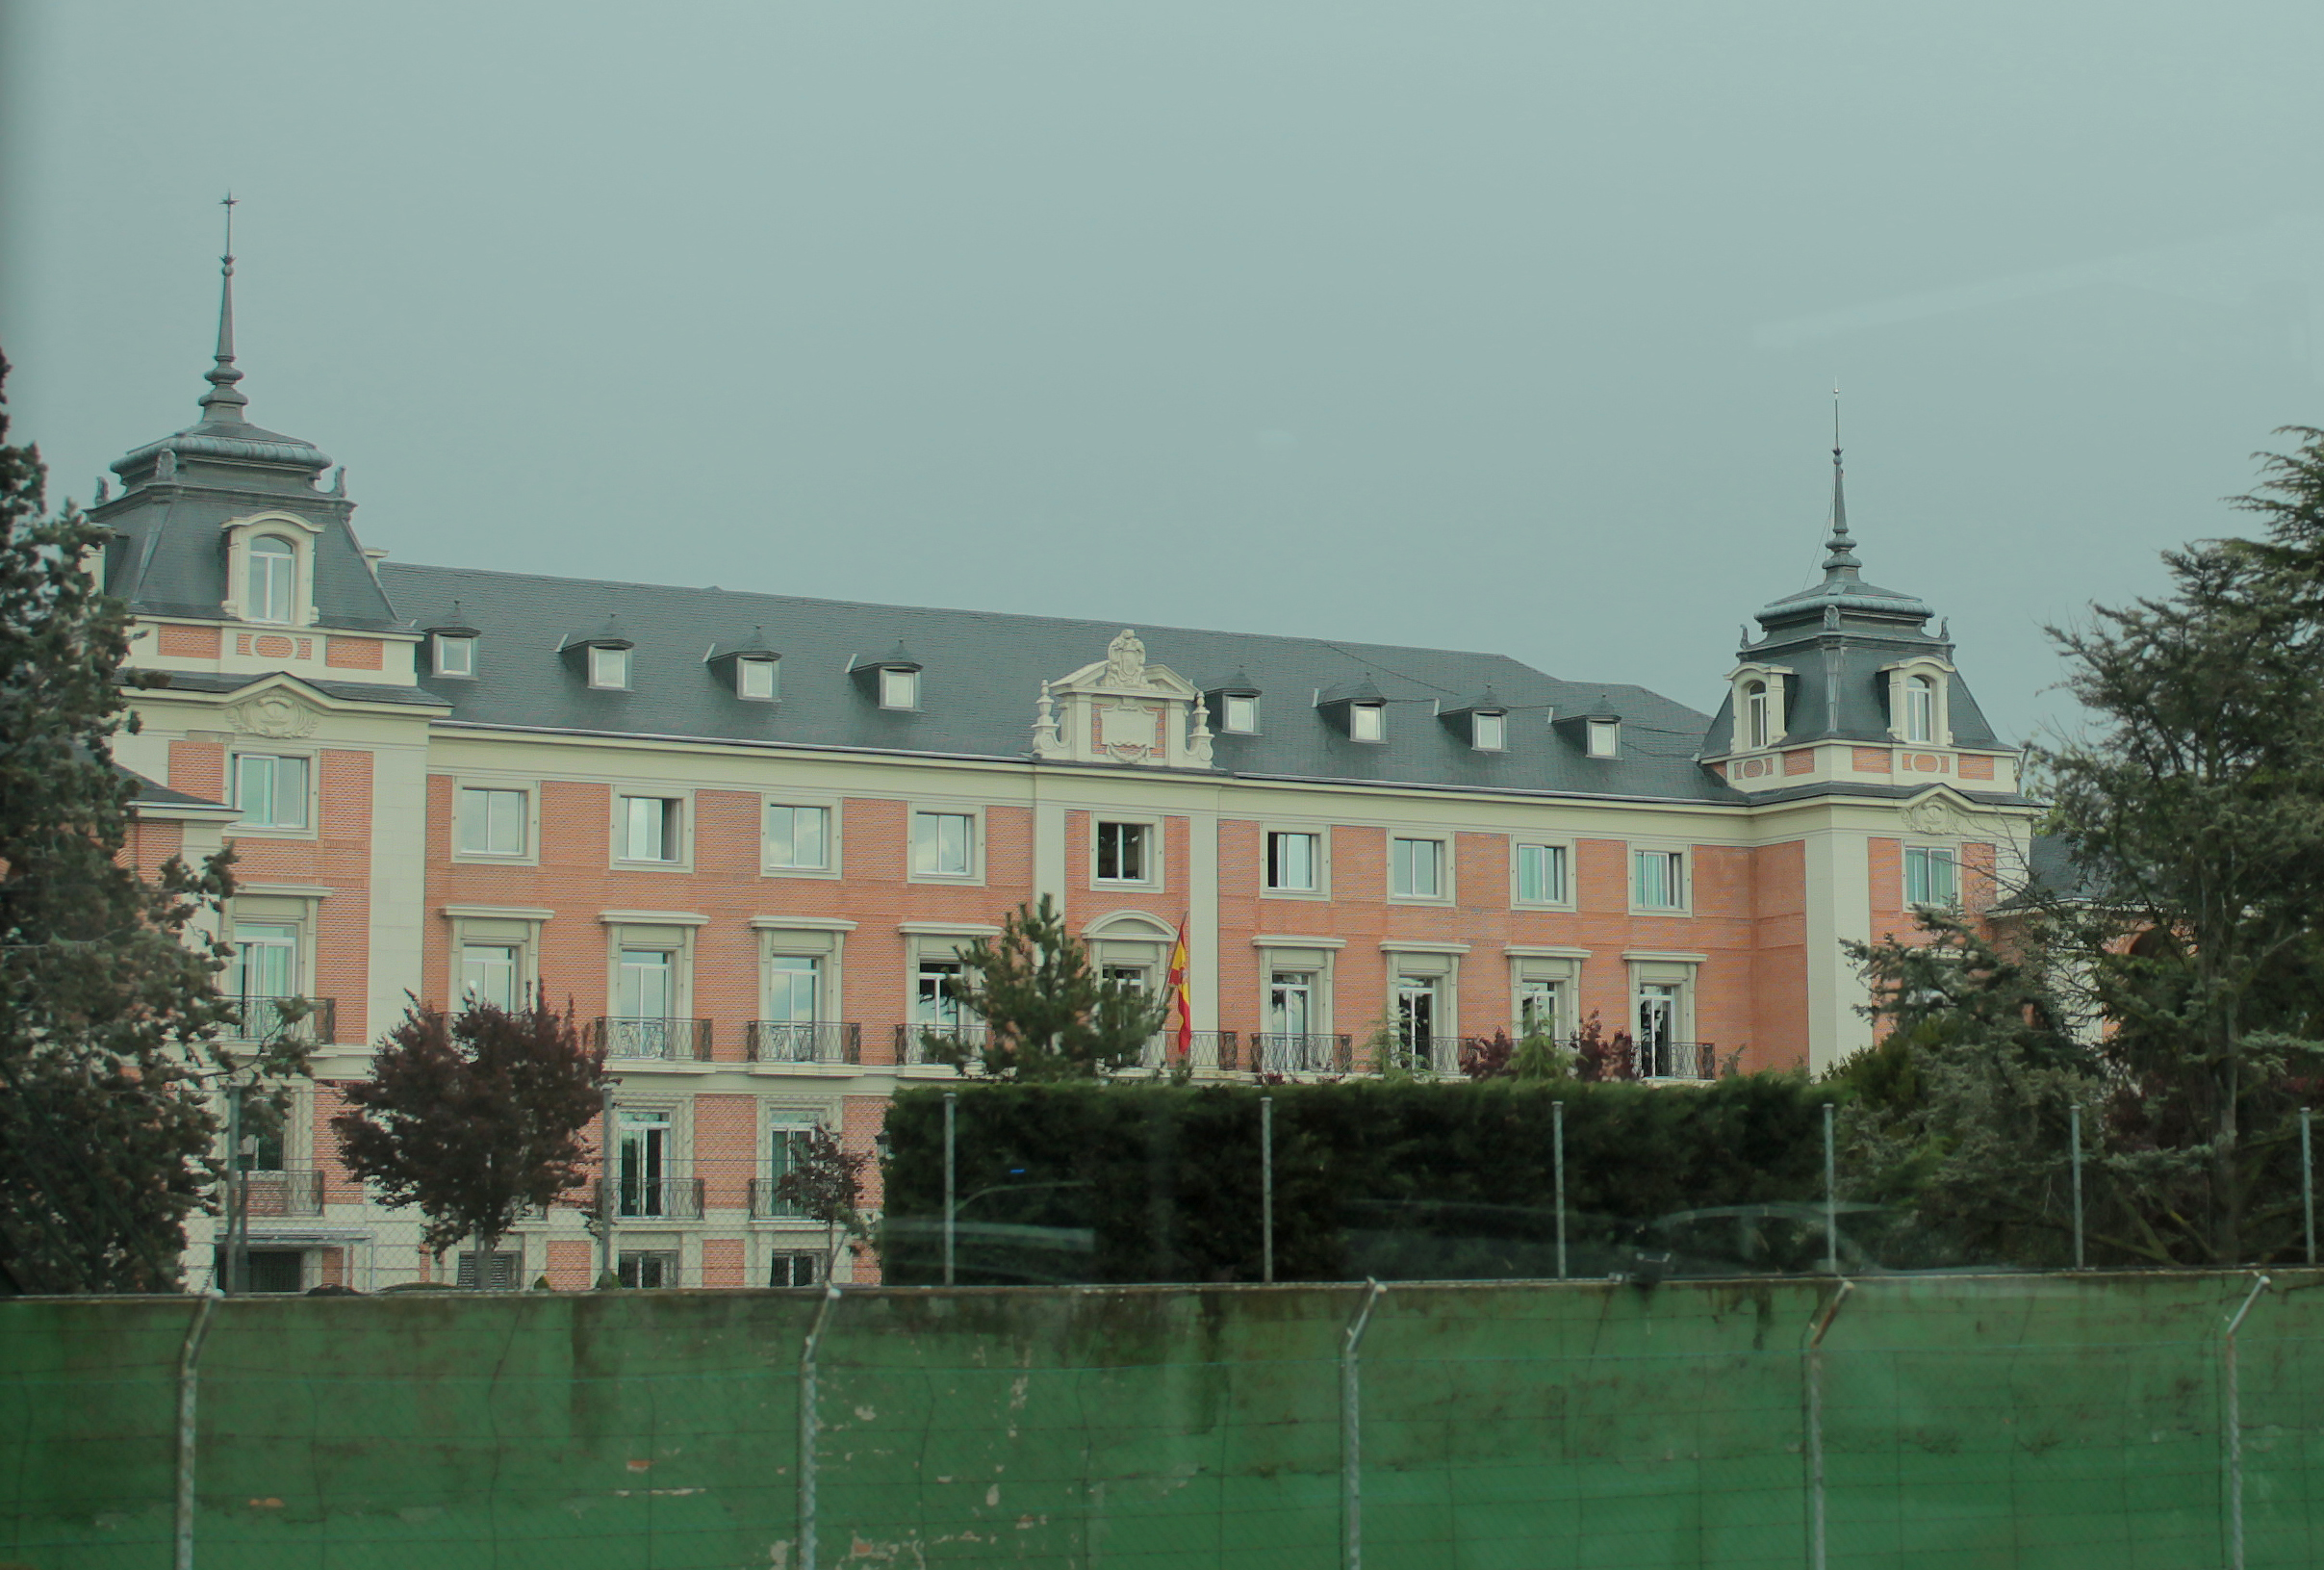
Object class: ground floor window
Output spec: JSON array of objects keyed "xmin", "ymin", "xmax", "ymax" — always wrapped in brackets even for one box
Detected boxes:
[
  {"xmin": 618, "ymin": 1250, "xmax": 680, "ymax": 1289},
  {"xmin": 770, "ymin": 1251, "xmax": 822, "ymax": 1288}
]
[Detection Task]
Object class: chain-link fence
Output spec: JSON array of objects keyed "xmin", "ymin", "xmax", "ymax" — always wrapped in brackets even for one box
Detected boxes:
[{"xmin": 6, "ymin": 1275, "xmax": 2322, "ymax": 1569}]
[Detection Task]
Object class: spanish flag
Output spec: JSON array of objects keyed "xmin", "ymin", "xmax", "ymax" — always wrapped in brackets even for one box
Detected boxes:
[{"xmin": 1167, "ymin": 916, "xmax": 1193, "ymax": 1061}]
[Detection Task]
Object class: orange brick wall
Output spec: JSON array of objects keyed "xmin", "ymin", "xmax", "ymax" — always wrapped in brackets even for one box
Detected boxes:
[{"xmin": 158, "ymin": 624, "xmax": 221, "ymax": 658}]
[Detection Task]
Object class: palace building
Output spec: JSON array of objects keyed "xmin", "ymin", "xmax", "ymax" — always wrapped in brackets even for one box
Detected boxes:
[{"xmin": 95, "ymin": 256, "xmax": 2034, "ymax": 1291}]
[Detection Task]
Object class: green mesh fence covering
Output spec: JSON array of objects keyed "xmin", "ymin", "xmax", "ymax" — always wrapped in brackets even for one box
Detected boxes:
[{"xmin": 4, "ymin": 1274, "xmax": 2320, "ymax": 1568}]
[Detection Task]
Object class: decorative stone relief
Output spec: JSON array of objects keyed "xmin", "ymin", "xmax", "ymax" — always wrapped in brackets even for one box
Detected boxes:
[
  {"xmin": 229, "ymin": 690, "xmax": 320, "ymax": 739},
  {"xmin": 1035, "ymin": 630, "xmax": 1213, "ymax": 769}
]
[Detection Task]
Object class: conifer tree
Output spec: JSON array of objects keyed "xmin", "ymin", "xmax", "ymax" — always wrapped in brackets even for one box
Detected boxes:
[
  {"xmin": 0, "ymin": 356, "xmax": 258, "ymax": 1295},
  {"xmin": 923, "ymin": 896, "xmax": 1166, "ymax": 1080}
]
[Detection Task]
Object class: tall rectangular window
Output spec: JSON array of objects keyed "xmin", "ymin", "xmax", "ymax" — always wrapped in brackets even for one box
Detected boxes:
[
  {"xmin": 617, "ymin": 949, "xmax": 674, "ymax": 1018},
  {"xmin": 1516, "ymin": 843, "xmax": 1568, "ymax": 905},
  {"xmin": 915, "ymin": 960, "xmax": 964, "ymax": 1026},
  {"xmin": 765, "ymin": 805, "xmax": 830, "ymax": 869},
  {"xmin": 461, "ymin": 943, "xmax": 520, "ymax": 1010},
  {"xmin": 765, "ymin": 955, "xmax": 820, "ymax": 1022},
  {"xmin": 456, "ymin": 786, "xmax": 527, "ymax": 856},
  {"xmin": 620, "ymin": 796, "xmax": 679, "ymax": 862},
  {"xmin": 1904, "ymin": 846, "xmax": 1959, "ymax": 908},
  {"xmin": 233, "ymin": 754, "xmax": 310, "ymax": 831},
  {"xmin": 1391, "ymin": 836, "xmax": 1443, "ymax": 899},
  {"xmin": 912, "ymin": 811, "xmax": 973, "ymax": 877},
  {"xmin": 1095, "ymin": 821, "xmax": 1149, "ymax": 883},
  {"xmin": 1633, "ymin": 849, "xmax": 1686, "ymax": 910},
  {"xmin": 1265, "ymin": 831, "xmax": 1318, "ymax": 891}
]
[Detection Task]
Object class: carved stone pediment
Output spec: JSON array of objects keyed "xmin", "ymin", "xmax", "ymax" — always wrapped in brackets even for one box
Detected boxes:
[
  {"xmin": 1034, "ymin": 631, "xmax": 1213, "ymax": 768},
  {"xmin": 230, "ymin": 688, "xmax": 320, "ymax": 739}
]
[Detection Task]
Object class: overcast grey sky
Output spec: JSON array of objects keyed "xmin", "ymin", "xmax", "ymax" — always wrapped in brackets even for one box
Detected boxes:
[{"xmin": 5, "ymin": 2, "xmax": 2320, "ymax": 745}]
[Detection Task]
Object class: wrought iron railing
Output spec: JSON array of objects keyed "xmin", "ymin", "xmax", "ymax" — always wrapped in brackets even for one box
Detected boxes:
[
  {"xmin": 224, "ymin": 1168, "xmax": 326, "ymax": 1218},
  {"xmin": 747, "ymin": 1020, "xmax": 862, "ymax": 1066},
  {"xmin": 1135, "ymin": 1029, "xmax": 1239, "ymax": 1069},
  {"xmin": 599, "ymin": 1176, "xmax": 706, "ymax": 1220},
  {"xmin": 221, "ymin": 995, "xmax": 335, "ymax": 1044},
  {"xmin": 589, "ymin": 1017, "xmax": 714, "ymax": 1061},
  {"xmin": 750, "ymin": 1177, "xmax": 805, "ymax": 1220},
  {"xmin": 1638, "ymin": 1040, "xmax": 1716, "ymax": 1081},
  {"xmin": 1244, "ymin": 1032, "xmax": 1354, "ymax": 1075},
  {"xmin": 897, "ymin": 1022, "xmax": 989, "ymax": 1065}
]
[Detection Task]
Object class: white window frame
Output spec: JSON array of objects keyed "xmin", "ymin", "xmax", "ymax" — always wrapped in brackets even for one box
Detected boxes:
[
  {"xmin": 1903, "ymin": 843, "xmax": 1961, "ymax": 910},
  {"xmin": 588, "ymin": 645, "xmax": 631, "ymax": 690},
  {"xmin": 1628, "ymin": 845, "xmax": 1691, "ymax": 914},
  {"xmin": 218, "ymin": 513, "xmax": 322, "ymax": 628},
  {"xmin": 229, "ymin": 752, "xmax": 314, "ymax": 836},
  {"xmin": 433, "ymin": 633, "xmax": 476, "ymax": 678},
  {"xmin": 1389, "ymin": 834, "xmax": 1451, "ymax": 903},
  {"xmin": 762, "ymin": 800, "xmax": 840, "ymax": 879},
  {"xmin": 1092, "ymin": 816, "xmax": 1162, "ymax": 890},
  {"xmin": 1263, "ymin": 826, "xmax": 1327, "ymax": 898},
  {"xmin": 879, "ymin": 667, "xmax": 919, "ymax": 710},
  {"xmin": 908, "ymin": 806, "xmax": 983, "ymax": 885},
  {"xmin": 452, "ymin": 782, "xmax": 535, "ymax": 863},
  {"xmin": 612, "ymin": 790, "xmax": 692, "ymax": 870},
  {"xmin": 734, "ymin": 655, "xmax": 779, "ymax": 702},
  {"xmin": 1512, "ymin": 840, "xmax": 1573, "ymax": 909}
]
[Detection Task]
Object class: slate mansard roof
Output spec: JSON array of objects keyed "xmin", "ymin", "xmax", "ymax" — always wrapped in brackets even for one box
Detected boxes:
[{"xmin": 380, "ymin": 561, "xmax": 1741, "ymax": 804}]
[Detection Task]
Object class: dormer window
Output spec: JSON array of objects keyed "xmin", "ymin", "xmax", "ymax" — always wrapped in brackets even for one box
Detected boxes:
[
  {"xmin": 1587, "ymin": 718, "xmax": 1621, "ymax": 759},
  {"xmin": 1903, "ymin": 675, "xmax": 1935, "ymax": 743},
  {"xmin": 736, "ymin": 656, "xmax": 779, "ymax": 702},
  {"xmin": 247, "ymin": 537, "xmax": 295, "ymax": 624},
  {"xmin": 881, "ymin": 667, "xmax": 918, "ymax": 709},
  {"xmin": 1223, "ymin": 694, "xmax": 1259, "ymax": 734},
  {"xmin": 590, "ymin": 645, "xmax": 630, "ymax": 690},
  {"xmin": 434, "ymin": 634, "xmax": 476, "ymax": 678}
]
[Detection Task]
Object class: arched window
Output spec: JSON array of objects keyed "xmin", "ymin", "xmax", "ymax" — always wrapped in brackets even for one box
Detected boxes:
[
  {"xmin": 247, "ymin": 536, "xmax": 295, "ymax": 624},
  {"xmin": 1743, "ymin": 681, "xmax": 1771, "ymax": 749},
  {"xmin": 1903, "ymin": 675, "xmax": 1936, "ymax": 743}
]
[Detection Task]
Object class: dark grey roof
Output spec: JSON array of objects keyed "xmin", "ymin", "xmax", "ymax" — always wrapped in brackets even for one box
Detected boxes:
[
  {"xmin": 129, "ymin": 670, "xmax": 446, "ymax": 708},
  {"xmin": 380, "ymin": 561, "xmax": 1741, "ymax": 803}
]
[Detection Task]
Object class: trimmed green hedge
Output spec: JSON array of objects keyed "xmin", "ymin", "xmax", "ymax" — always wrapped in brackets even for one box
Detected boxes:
[{"xmin": 879, "ymin": 1077, "xmax": 1839, "ymax": 1284}]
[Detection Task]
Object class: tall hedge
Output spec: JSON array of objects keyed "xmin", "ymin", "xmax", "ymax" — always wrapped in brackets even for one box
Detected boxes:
[{"xmin": 879, "ymin": 1077, "xmax": 1838, "ymax": 1284}]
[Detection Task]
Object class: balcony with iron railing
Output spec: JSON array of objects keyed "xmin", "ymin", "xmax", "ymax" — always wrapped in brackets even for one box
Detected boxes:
[
  {"xmin": 221, "ymin": 996, "xmax": 335, "ymax": 1044},
  {"xmin": 223, "ymin": 1168, "xmax": 326, "ymax": 1218},
  {"xmin": 749, "ymin": 1178, "xmax": 806, "ymax": 1220},
  {"xmin": 589, "ymin": 1017, "xmax": 714, "ymax": 1062},
  {"xmin": 896, "ymin": 1022, "xmax": 989, "ymax": 1066},
  {"xmin": 747, "ymin": 1020, "xmax": 862, "ymax": 1067},
  {"xmin": 1241, "ymin": 1033, "xmax": 1354, "ymax": 1075},
  {"xmin": 597, "ymin": 1176, "xmax": 706, "ymax": 1221}
]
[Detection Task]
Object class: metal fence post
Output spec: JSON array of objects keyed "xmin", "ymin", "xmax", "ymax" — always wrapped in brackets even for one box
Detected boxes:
[
  {"xmin": 1802, "ymin": 1278, "xmax": 1854, "ymax": 1570},
  {"xmin": 798, "ymin": 1283, "xmax": 842, "ymax": 1570},
  {"xmin": 1261, "ymin": 1094, "xmax": 1275, "ymax": 1285},
  {"xmin": 2302, "ymin": 1108, "xmax": 2314, "ymax": 1268},
  {"xmin": 1822, "ymin": 1103, "xmax": 1838, "ymax": 1274},
  {"xmin": 943, "ymin": 1090, "xmax": 958, "ymax": 1287},
  {"xmin": 599, "ymin": 1082, "xmax": 617, "ymax": 1286},
  {"xmin": 2225, "ymin": 1274, "xmax": 2271, "ymax": 1570},
  {"xmin": 2070, "ymin": 1103, "xmax": 2085, "ymax": 1270},
  {"xmin": 1553, "ymin": 1100, "xmax": 1569, "ymax": 1281},
  {"xmin": 174, "ymin": 1293, "xmax": 217, "ymax": 1570},
  {"xmin": 1341, "ymin": 1279, "xmax": 1385, "ymax": 1570}
]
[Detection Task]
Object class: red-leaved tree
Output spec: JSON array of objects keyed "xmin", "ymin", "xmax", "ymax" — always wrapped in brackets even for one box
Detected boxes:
[{"xmin": 332, "ymin": 998, "xmax": 604, "ymax": 1284}]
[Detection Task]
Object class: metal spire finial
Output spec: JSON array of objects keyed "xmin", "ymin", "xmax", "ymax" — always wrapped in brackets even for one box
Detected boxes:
[
  {"xmin": 1820, "ymin": 381, "xmax": 1859, "ymax": 579},
  {"xmin": 198, "ymin": 193, "xmax": 247, "ymax": 423}
]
